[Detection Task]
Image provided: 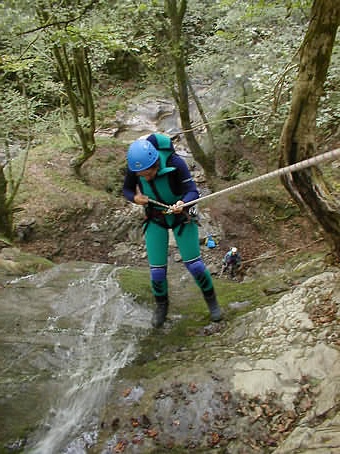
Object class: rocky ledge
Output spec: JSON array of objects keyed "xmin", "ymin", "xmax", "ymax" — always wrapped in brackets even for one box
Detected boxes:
[{"xmin": 96, "ymin": 270, "xmax": 340, "ymax": 454}]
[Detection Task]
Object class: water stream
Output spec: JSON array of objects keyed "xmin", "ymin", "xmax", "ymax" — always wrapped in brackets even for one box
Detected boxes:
[{"xmin": 0, "ymin": 262, "xmax": 151, "ymax": 453}]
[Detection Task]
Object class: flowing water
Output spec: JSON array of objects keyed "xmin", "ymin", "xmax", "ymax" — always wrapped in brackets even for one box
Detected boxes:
[{"xmin": 0, "ymin": 262, "xmax": 151, "ymax": 453}]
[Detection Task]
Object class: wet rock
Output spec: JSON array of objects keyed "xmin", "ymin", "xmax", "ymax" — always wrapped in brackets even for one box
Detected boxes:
[
  {"xmin": 16, "ymin": 218, "xmax": 36, "ymax": 242},
  {"xmin": 263, "ymin": 285, "xmax": 290, "ymax": 295},
  {"xmin": 0, "ymin": 247, "xmax": 53, "ymax": 277},
  {"xmin": 97, "ymin": 271, "xmax": 340, "ymax": 453},
  {"xmin": 228, "ymin": 300, "xmax": 252, "ymax": 310}
]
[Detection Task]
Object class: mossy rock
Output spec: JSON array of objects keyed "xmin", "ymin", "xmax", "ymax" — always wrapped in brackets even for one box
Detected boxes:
[{"xmin": 0, "ymin": 247, "xmax": 54, "ymax": 282}]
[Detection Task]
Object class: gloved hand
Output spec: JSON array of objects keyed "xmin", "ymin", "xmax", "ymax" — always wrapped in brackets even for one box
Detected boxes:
[
  {"xmin": 133, "ymin": 194, "xmax": 149, "ymax": 205},
  {"xmin": 170, "ymin": 200, "xmax": 184, "ymax": 214}
]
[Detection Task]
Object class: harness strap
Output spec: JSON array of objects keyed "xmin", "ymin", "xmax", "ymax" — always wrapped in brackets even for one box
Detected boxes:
[{"xmin": 142, "ymin": 207, "xmax": 192, "ymax": 235}]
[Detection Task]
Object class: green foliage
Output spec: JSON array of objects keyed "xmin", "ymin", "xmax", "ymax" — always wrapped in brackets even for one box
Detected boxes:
[
  {"xmin": 1, "ymin": 54, "xmax": 38, "ymax": 73},
  {"xmin": 244, "ymin": 0, "xmax": 313, "ymax": 18},
  {"xmin": 172, "ymin": 2, "xmax": 339, "ymax": 175},
  {"xmin": 229, "ymin": 158, "xmax": 254, "ymax": 179},
  {"xmin": 0, "ymin": 86, "xmax": 39, "ymax": 139},
  {"xmin": 186, "ymin": 0, "xmax": 336, "ymax": 171},
  {"xmin": 0, "ymin": 81, "xmax": 38, "ymax": 236},
  {"xmin": 1, "ymin": 0, "xmax": 339, "ymax": 177}
]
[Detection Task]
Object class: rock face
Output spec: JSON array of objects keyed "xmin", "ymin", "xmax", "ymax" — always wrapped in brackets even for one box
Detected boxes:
[
  {"xmin": 0, "ymin": 250, "xmax": 339, "ymax": 453},
  {"xmin": 98, "ymin": 270, "xmax": 340, "ymax": 454},
  {"xmin": 0, "ymin": 260, "xmax": 151, "ymax": 453},
  {"xmin": 0, "ymin": 247, "xmax": 53, "ymax": 277}
]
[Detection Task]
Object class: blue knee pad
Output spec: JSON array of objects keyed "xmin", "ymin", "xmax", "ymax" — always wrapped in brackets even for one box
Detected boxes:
[
  {"xmin": 150, "ymin": 266, "xmax": 168, "ymax": 297},
  {"xmin": 185, "ymin": 258, "xmax": 205, "ymax": 277},
  {"xmin": 185, "ymin": 258, "xmax": 213, "ymax": 293},
  {"xmin": 150, "ymin": 266, "xmax": 167, "ymax": 281}
]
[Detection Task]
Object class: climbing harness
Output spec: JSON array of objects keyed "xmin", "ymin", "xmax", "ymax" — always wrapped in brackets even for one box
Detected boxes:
[
  {"xmin": 142, "ymin": 201, "xmax": 193, "ymax": 237},
  {"xmin": 147, "ymin": 147, "xmax": 340, "ymax": 211}
]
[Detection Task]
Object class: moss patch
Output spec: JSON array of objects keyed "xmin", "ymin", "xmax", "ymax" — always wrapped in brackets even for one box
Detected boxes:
[{"xmin": 114, "ymin": 251, "xmax": 330, "ymax": 383}]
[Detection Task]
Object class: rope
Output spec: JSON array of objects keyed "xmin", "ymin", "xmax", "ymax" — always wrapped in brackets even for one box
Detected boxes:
[
  {"xmin": 147, "ymin": 198, "xmax": 170, "ymax": 209},
  {"xmin": 147, "ymin": 147, "xmax": 339, "ymax": 211},
  {"xmin": 240, "ymin": 238, "xmax": 325, "ymax": 265}
]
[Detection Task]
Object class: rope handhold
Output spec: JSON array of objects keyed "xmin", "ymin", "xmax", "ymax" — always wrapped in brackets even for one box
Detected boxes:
[
  {"xmin": 146, "ymin": 148, "xmax": 340, "ymax": 210},
  {"xmin": 181, "ymin": 147, "xmax": 340, "ymax": 209}
]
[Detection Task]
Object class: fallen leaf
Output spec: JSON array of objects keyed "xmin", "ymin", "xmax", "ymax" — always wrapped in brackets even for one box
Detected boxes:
[
  {"xmin": 113, "ymin": 440, "xmax": 127, "ymax": 453},
  {"xmin": 131, "ymin": 435, "xmax": 144, "ymax": 445},
  {"xmin": 209, "ymin": 432, "xmax": 221, "ymax": 446},
  {"xmin": 122, "ymin": 388, "xmax": 132, "ymax": 397},
  {"xmin": 146, "ymin": 428, "xmax": 158, "ymax": 438},
  {"xmin": 130, "ymin": 417, "xmax": 139, "ymax": 427},
  {"xmin": 223, "ymin": 391, "xmax": 232, "ymax": 402},
  {"xmin": 188, "ymin": 382, "xmax": 198, "ymax": 393}
]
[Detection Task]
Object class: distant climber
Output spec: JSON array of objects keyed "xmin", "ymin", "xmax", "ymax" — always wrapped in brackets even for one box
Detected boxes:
[{"xmin": 220, "ymin": 247, "xmax": 242, "ymax": 279}]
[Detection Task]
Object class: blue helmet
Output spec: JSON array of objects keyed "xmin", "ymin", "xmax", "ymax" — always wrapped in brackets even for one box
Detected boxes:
[{"xmin": 127, "ymin": 139, "xmax": 159, "ymax": 172}]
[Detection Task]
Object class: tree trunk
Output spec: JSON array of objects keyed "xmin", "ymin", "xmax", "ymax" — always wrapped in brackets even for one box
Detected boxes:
[
  {"xmin": 165, "ymin": 0, "xmax": 216, "ymax": 179},
  {"xmin": 279, "ymin": 0, "xmax": 340, "ymax": 261},
  {"xmin": 36, "ymin": 2, "xmax": 96, "ymax": 177},
  {"xmin": 187, "ymin": 76, "xmax": 216, "ymax": 155},
  {"xmin": 172, "ymin": 60, "xmax": 215, "ymax": 177},
  {"xmin": 0, "ymin": 165, "xmax": 12, "ymax": 239},
  {"xmin": 69, "ymin": 46, "xmax": 96, "ymax": 175}
]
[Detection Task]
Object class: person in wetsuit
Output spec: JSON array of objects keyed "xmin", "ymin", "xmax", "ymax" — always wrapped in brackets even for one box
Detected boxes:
[{"xmin": 123, "ymin": 133, "xmax": 222, "ymax": 328}]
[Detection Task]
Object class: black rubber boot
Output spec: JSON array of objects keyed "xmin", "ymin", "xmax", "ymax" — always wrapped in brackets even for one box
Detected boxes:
[
  {"xmin": 151, "ymin": 297, "xmax": 169, "ymax": 328},
  {"xmin": 204, "ymin": 291, "xmax": 222, "ymax": 322}
]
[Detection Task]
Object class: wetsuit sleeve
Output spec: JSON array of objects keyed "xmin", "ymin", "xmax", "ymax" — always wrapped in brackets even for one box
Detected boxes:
[
  {"xmin": 122, "ymin": 169, "xmax": 139, "ymax": 202},
  {"xmin": 169, "ymin": 154, "xmax": 200, "ymax": 203}
]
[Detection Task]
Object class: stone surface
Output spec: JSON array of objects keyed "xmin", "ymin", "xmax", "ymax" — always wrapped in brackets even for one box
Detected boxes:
[
  {"xmin": 97, "ymin": 270, "xmax": 340, "ymax": 453},
  {"xmin": 1, "ymin": 248, "xmax": 339, "ymax": 453}
]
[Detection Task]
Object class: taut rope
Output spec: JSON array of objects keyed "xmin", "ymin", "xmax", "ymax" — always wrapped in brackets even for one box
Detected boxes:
[{"xmin": 149, "ymin": 148, "xmax": 340, "ymax": 210}]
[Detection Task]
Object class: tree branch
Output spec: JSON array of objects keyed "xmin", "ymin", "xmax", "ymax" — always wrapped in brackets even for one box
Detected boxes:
[{"xmin": 19, "ymin": 0, "xmax": 100, "ymax": 35}]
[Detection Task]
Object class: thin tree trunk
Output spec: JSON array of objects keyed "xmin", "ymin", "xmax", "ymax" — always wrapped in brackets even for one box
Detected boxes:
[
  {"xmin": 165, "ymin": 0, "xmax": 216, "ymax": 179},
  {"xmin": 36, "ymin": 1, "xmax": 96, "ymax": 177},
  {"xmin": 0, "ymin": 165, "xmax": 12, "ymax": 238},
  {"xmin": 279, "ymin": 0, "xmax": 340, "ymax": 261},
  {"xmin": 187, "ymin": 76, "xmax": 216, "ymax": 155}
]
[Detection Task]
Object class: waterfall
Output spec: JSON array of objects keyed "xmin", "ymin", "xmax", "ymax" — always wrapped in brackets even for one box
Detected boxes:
[{"xmin": 2, "ymin": 263, "xmax": 151, "ymax": 454}]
